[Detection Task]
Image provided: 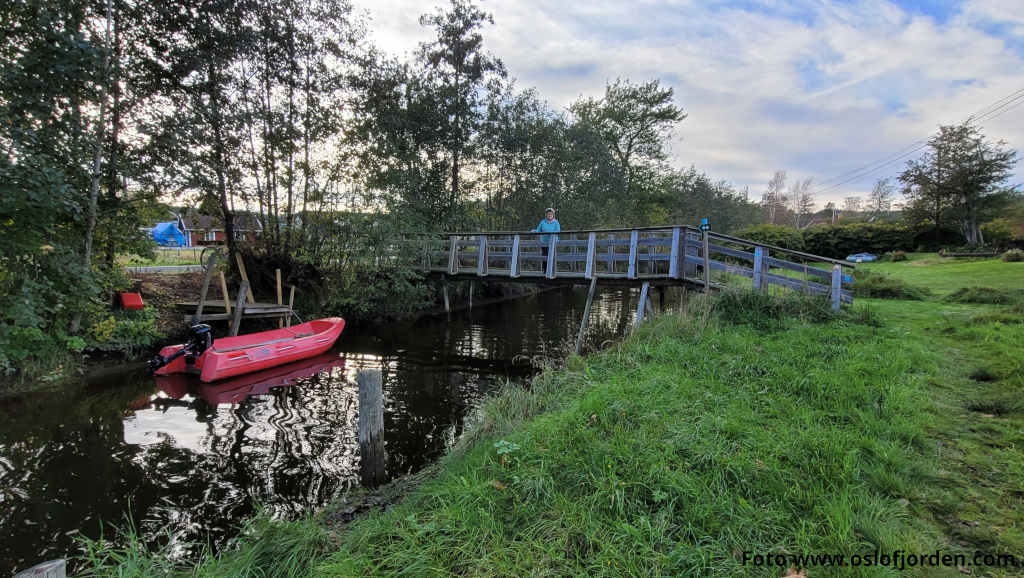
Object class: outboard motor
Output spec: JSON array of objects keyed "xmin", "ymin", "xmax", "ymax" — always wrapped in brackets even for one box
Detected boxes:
[{"xmin": 149, "ymin": 324, "xmax": 213, "ymax": 371}]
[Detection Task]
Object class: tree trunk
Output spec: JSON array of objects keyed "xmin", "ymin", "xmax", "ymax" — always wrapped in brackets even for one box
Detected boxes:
[{"xmin": 208, "ymin": 61, "xmax": 237, "ymax": 268}]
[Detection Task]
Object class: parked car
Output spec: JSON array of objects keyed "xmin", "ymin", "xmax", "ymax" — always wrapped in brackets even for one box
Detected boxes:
[{"xmin": 846, "ymin": 252, "xmax": 878, "ymax": 262}]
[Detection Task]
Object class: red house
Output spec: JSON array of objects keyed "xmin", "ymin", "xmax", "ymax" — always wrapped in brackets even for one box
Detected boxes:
[{"xmin": 177, "ymin": 211, "xmax": 263, "ymax": 247}]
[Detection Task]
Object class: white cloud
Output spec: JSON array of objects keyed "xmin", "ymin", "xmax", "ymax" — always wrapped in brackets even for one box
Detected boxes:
[{"xmin": 350, "ymin": 0, "xmax": 1024, "ymax": 207}]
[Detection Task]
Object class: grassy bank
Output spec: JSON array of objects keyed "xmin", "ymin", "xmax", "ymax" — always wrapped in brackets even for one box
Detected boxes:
[{"xmin": 80, "ymin": 256, "xmax": 1024, "ymax": 576}]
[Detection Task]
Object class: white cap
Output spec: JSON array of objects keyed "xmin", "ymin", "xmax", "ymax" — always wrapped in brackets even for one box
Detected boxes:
[{"xmin": 545, "ymin": 207, "xmax": 555, "ymax": 213}]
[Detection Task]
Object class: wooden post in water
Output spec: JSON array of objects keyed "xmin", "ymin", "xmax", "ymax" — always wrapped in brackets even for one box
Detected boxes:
[
  {"xmin": 469, "ymin": 281, "xmax": 474, "ymax": 310},
  {"xmin": 442, "ymin": 282, "xmax": 450, "ymax": 315},
  {"xmin": 218, "ymin": 271, "xmax": 231, "ymax": 315},
  {"xmin": 831, "ymin": 264, "xmax": 842, "ymax": 311},
  {"xmin": 634, "ymin": 281, "xmax": 650, "ymax": 330},
  {"xmin": 276, "ymin": 268, "xmax": 283, "ymax": 328},
  {"xmin": 230, "ymin": 280, "xmax": 248, "ymax": 336},
  {"xmin": 575, "ymin": 276, "xmax": 599, "ymax": 355},
  {"xmin": 357, "ymin": 369, "xmax": 386, "ymax": 487},
  {"xmin": 286, "ymin": 285, "xmax": 295, "ymax": 327},
  {"xmin": 192, "ymin": 251, "xmax": 218, "ymax": 324}
]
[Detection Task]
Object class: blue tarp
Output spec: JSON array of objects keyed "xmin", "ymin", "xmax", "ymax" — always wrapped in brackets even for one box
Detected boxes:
[{"xmin": 151, "ymin": 222, "xmax": 187, "ymax": 246}]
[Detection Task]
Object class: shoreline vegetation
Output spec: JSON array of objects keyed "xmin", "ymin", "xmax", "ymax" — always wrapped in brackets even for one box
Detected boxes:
[{"xmin": 76, "ymin": 255, "xmax": 1024, "ymax": 577}]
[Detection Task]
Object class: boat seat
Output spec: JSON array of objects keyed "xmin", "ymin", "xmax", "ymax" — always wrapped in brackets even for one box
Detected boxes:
[{"xmin": 212, "ymin": 333, "xmax": 313, "ymax": 353}]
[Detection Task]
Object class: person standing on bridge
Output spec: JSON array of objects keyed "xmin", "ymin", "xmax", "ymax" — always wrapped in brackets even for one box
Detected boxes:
[{"xmin": 534, "ymin": 208, "xmax": 560, "ymax": 258}]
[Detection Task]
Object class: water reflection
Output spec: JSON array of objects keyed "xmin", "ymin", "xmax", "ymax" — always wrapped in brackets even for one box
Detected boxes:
[{"xmin": 0, "ymin": 285, "xmax": 663, "ymax": 574}]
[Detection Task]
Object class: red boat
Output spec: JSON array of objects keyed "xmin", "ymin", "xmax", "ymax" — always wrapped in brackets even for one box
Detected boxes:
[{"xmin": 152, "ymin": 317, "xmax": 345, "ymax": 382}]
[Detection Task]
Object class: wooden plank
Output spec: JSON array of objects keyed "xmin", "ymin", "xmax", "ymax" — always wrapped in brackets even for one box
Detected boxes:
[
  {"xmin": 669, "ymin": 227, "xmax": 680, "ymax": 278},
  {"xmin": 765, "ymin": 257, "xmax": 831, "ymax": 280},
  {"xmin": 287, "ymin": 285, "xmax": 295, "ymax": 327},
  {"xmin": 752, "ymin": 246, "xmax": 764, "ymax": 292},
  {"xmin": 218, "ymin": 271, "xmax": 231, "ymax": 314},
  {"xmin": 192, "ymin": 251, "xmax": 218, "ymax": 324},
  {"xmin": 510, "ymin": 234, "xmax": 520, "ymax": 277},
  {"xmin": 707, "ymin": 243, "xmax": 755, "ymax": 262},
  {"xmin": 708, "ymin": 260, "xmax": 755, "ymax": 278},
  {"xmin": 230, "ymin": 280, "xmax": 248, "ymax": 337},
  {"xmin": 634, "ymin": 281, "xmax": 650, "ymax": 329},
  {"xmin": 627, "ymin": 230, "xmax": 638, "ymax": 279},
  {"xmin": 584, "ymin": 232, "xmax": 596, "ymax": 279},
  {"xmin": 234, "ymin": 253, "xmax": 255, "ymax": 304},
  {"xmin": 477, "ymin": 235, "xmax": 487, "ymax": 276},
  {"xmin": 276, "ymin": 268, "xmax": 283, "ymax": 328}
]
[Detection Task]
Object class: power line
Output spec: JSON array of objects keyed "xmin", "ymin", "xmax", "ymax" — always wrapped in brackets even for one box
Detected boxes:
[{"xmin": 804, "ymin": 85, "xmax": 1024, "ymax": 198}]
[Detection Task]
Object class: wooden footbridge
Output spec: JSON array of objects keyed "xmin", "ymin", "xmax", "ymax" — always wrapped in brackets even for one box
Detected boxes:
[{"xmin": 403, "ymin": 225, "xmax": 855, "ymax": 352}]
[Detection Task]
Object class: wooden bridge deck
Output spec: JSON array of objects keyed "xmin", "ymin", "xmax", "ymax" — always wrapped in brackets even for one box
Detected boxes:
[{"xmin": 404, "ymin": 225, "xmax": 855, "ymax": 309}]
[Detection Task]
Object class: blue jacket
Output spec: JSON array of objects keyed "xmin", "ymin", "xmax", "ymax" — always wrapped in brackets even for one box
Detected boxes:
[{"xmin": 534, "ymin": 219, "xmax": 560, "ymax": 245}]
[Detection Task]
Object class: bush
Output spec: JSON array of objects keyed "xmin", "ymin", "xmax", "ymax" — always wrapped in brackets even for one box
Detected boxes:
[
  {"xmin": 731, "ymin": 224, "xmax": 804, "ymax": 251},
  {"xmin": 851, "ymin": 270, "xmax": 930, "ymax": 300},
  {"xmin": 981, "ymin": 219, "xmax": 1015, "ymax": 248},
  {"xmin": 886, "ymin": 250, "xmax": 907, "ymax": 262},
  {"xmin": 87, "ymin": 306, "xmax": 163, "ymax": 356},
  {"xmin": 945, "ymin": 287, "xmax": 1024, "ymax": 305},
  {"xmin": 1002, "ymin": 249, "xmax": 1024, "ymax": 262},
  {"xmin": 802, "ymin": 223, "xmax": 913, "ymax": 259}
]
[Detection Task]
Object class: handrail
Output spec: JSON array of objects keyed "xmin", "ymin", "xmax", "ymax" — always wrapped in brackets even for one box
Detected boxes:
[
  {"xmin": 399, "ymin": 224, "xmax": 702, "ymax": 237},
  {"xmin": 707, "ymin": 231, "xmax": 856, "ymax": 267}
]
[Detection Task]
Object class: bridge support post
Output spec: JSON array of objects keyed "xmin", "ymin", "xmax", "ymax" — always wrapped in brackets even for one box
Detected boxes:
[
  {"xmin": 448, "ymin": 235, "xmax": 458, "ymax": 275},
  {"xmin": 546, "ymin": 234, "xmax": 557, "ymax": 278},
  {"xmin": 469, "ymin": 281, "xmax": 474, "ymax": 310},
  {"xmin": 831, "ymin": 265, "xmax": 842, "ymax": 311},
  {"xmin": 575, "ymin": 275, "xmax": 599, "ymax": 355},
  {"xmin": 442, "ymin": 282, "xmax": 450, "ymax": 315},
  {"xmin": 477, "ymin": 235, "xmax": 487, "ymax": 276},
  {"xmin": 634, "ymin": 281, "xmax": 650, "ymax": 330}
]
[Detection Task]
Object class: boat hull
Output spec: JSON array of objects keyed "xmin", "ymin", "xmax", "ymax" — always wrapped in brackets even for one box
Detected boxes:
[{"xmin": 154, "ymin": 317, "xmax": 345, "ymax": 382}]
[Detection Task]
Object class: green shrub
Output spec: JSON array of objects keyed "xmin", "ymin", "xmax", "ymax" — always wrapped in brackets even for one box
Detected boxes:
[
  {"xmin": 981, "ymin": 219, "xmax": 1015, "ymax": 248},
  {"xmin": 802, "ymin": 223, "xmax": 913, "ymax": 259},
  {"xmin": 945, "ymin": 287, "xmax": 1024, "ymax": 305},
  {"xmin": 851, "ymin": 270, "xmax": 930, "ymax": 300},
  {"xmin": 1002, "ymin": 249, "xmax": 1024, "ymax": 262},
  {"xmin": 731, "ymin": 224, "xmax": 804, "ymax": 251}
]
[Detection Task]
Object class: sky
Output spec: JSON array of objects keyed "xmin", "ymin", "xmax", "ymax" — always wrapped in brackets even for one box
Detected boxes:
[{"xmin": 348, "ymin": 0, "xmax": 1024, "ymax": 208}]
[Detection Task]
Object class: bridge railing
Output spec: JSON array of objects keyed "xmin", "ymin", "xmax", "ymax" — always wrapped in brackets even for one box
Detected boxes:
[{"xmin": 402, "ymin": 225, "xmax": 854, "ymax": 308}]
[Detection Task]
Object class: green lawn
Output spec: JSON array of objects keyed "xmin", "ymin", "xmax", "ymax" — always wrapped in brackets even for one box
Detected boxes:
[
  {"xmin": 117, "ymin": 247, "xmax": 206, "ymax": 267},
  {"xmin": 82, "ymin": 257, "xmax": 1024, "ymax": 577},
  {"xmin": 860, "ymin": 253, "xmax": 1024, "ymax": 296}
]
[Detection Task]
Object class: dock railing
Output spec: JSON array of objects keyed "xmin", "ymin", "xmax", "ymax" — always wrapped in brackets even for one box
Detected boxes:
[{"xmin": 400, "ymin": 225, "xmax": 854, "ymax": 309}]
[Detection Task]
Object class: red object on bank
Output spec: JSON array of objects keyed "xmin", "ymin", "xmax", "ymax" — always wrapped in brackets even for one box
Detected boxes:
[
  {"xmin": 153, "ymin": 317, "xmax": 345, "ymax": 382},
  {"xmin": 119, "ymin": 292, "xmax": 144, "ymax": 310}
]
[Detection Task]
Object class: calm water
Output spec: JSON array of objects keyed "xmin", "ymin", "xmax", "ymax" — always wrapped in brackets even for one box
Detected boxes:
[{"xmin": 0, "ymin": 286, "xmax": 667, "ymax": 574}]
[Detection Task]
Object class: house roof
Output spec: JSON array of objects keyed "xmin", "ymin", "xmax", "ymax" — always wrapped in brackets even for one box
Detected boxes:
[{"xmin": 178, "ymin": 210, "xmax": 263, "ymax": 232}]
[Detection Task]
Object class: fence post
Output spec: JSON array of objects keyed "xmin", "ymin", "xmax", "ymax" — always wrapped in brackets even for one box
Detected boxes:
[
  {"xmin": 752, "ymin": 246, "xmax": 764, "ymax": 292},
  {"xmin": 585, "ymin": 232, "xmax": 596, "ymax": 279},
  {"xmin": 510, "ymin": 234, "xmax": 520, "ymax": 278},
  {"xmin": 448, "ymin": 235, "xmax": 458, "ymax": 275},
  {"xmin": 477, "ymin": 234, "xmax": 487, "ymax": 276},
  {"xmin": 831, "ymin": 264, "xmax": 842, "ymax": 310},
  {"xmin": 669, "ymin": 227, "xmax": 680, "ymax": 278},
  {"xmin": 627, "ymin": 230, "xmax": 639, "ymax": 279},
  {"xmin": 702, "ymin": 230, "xmax": 710, "ymax": 291}
]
